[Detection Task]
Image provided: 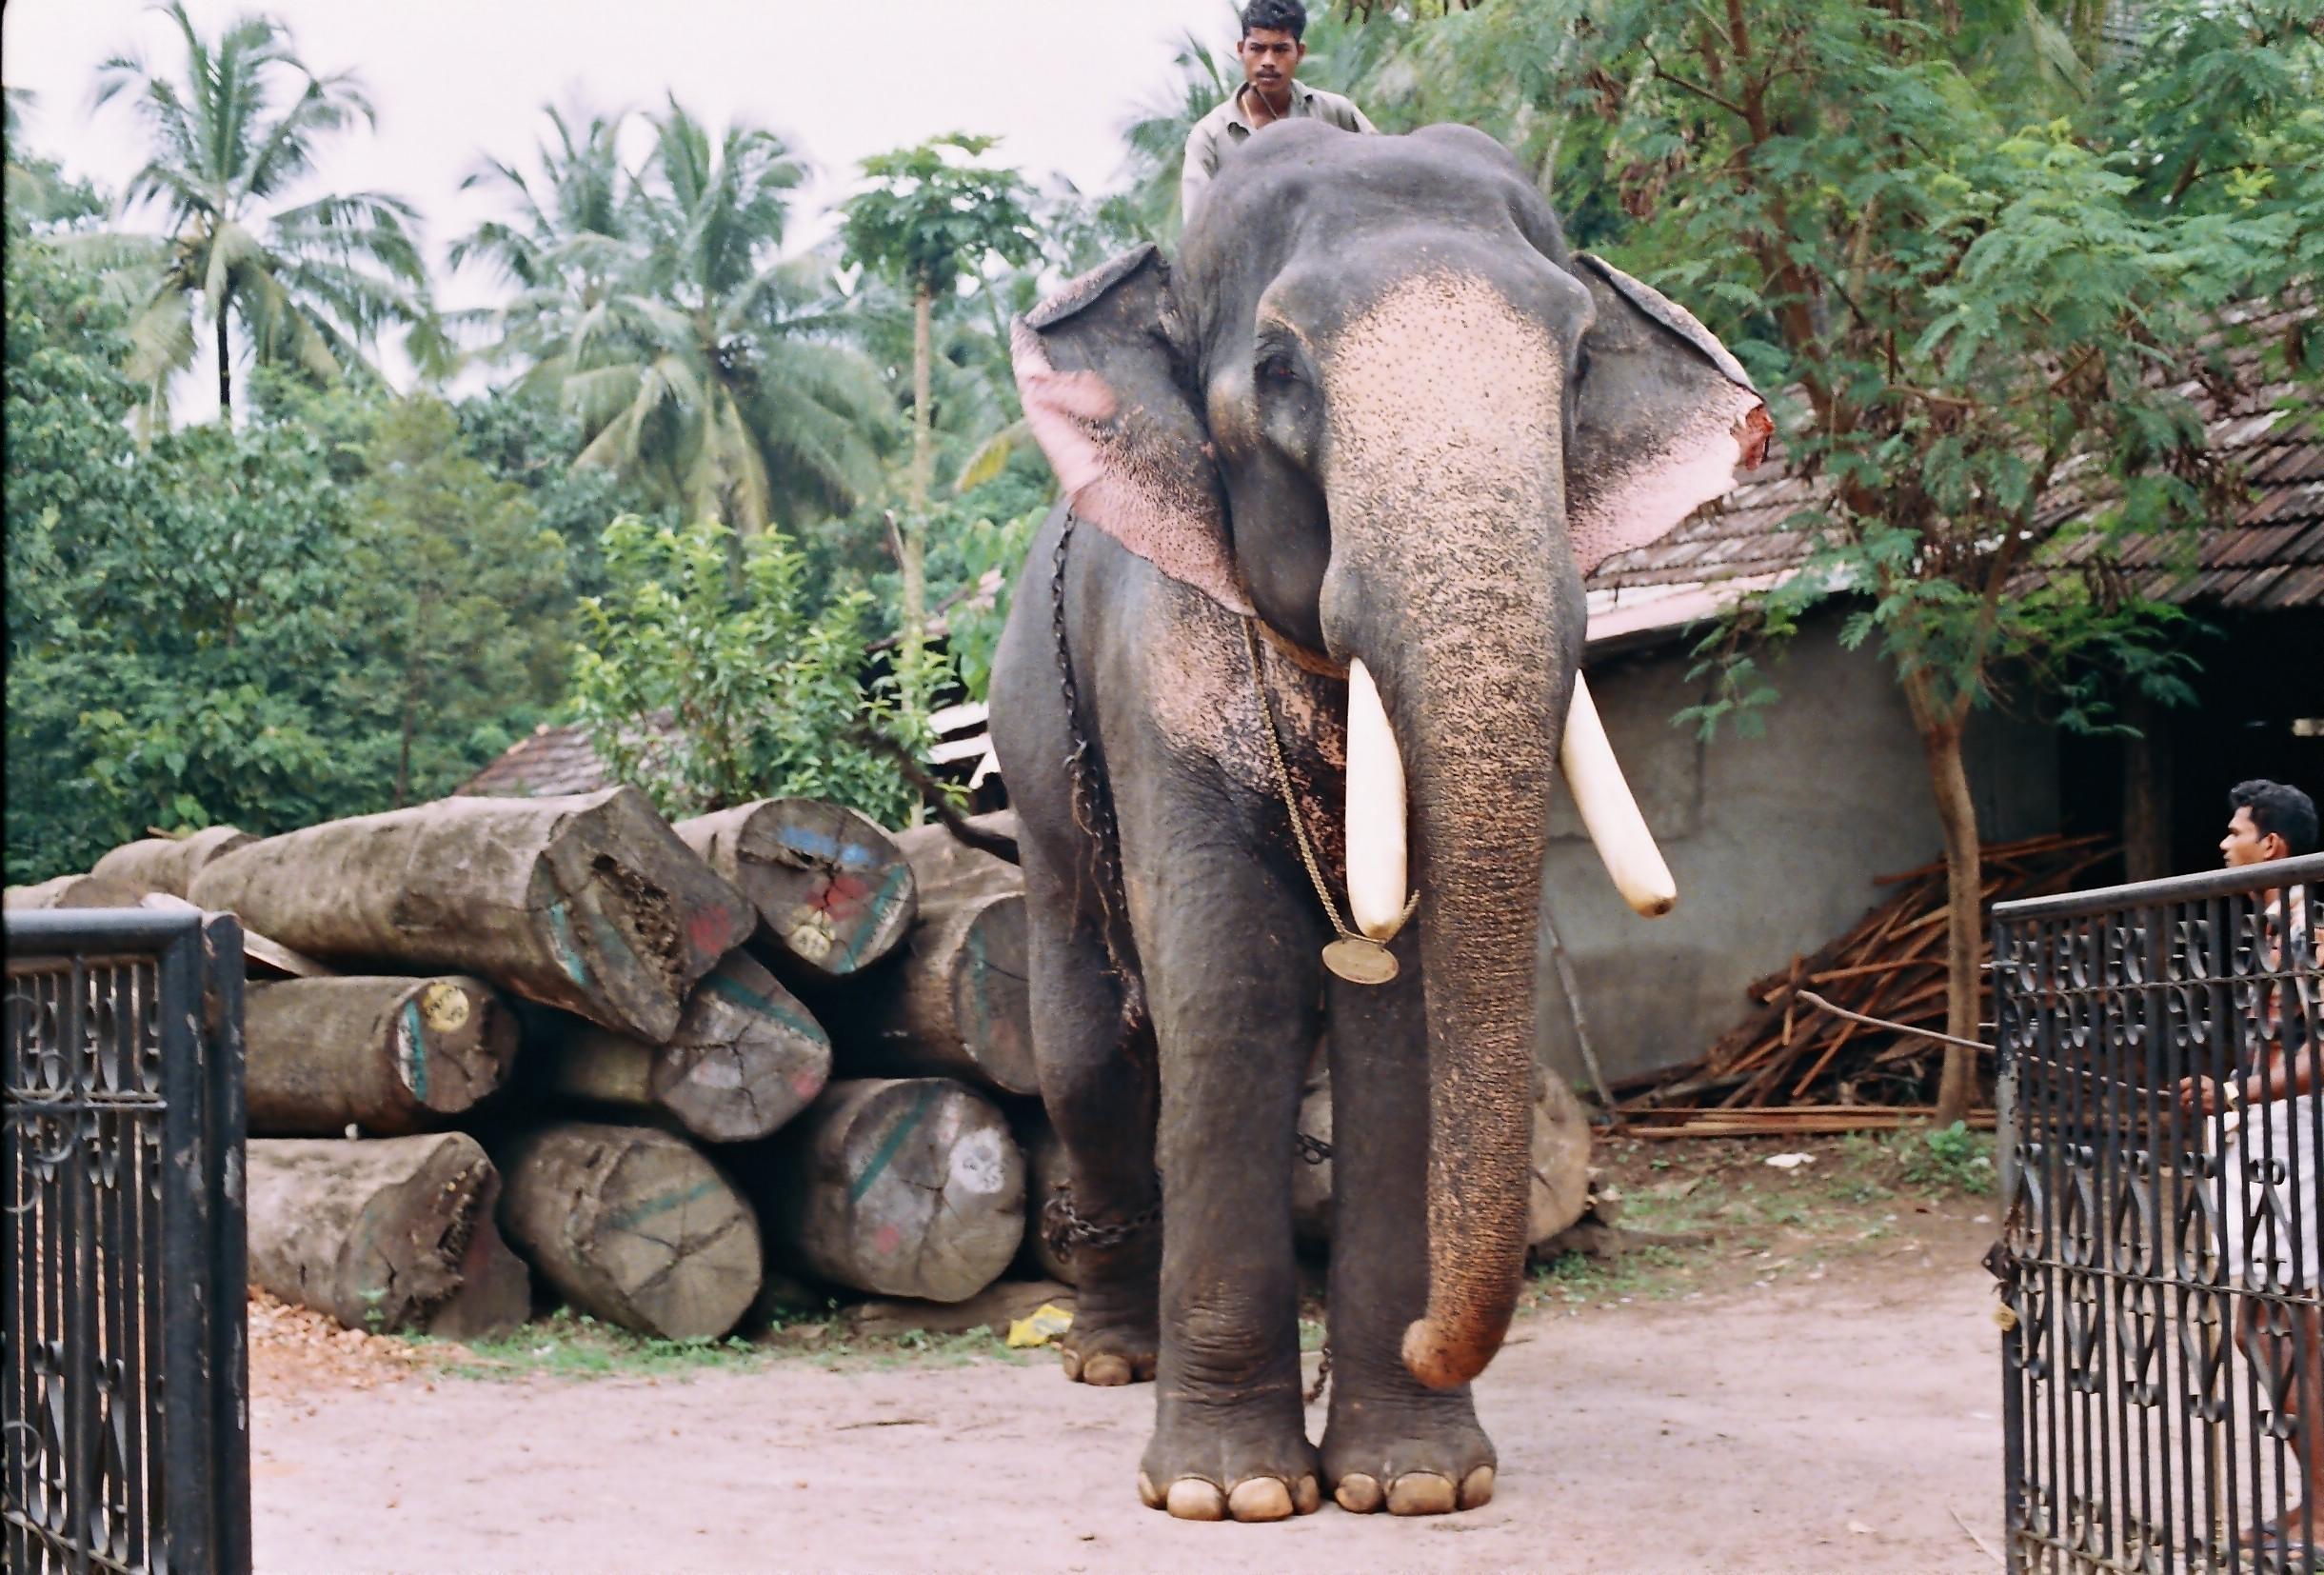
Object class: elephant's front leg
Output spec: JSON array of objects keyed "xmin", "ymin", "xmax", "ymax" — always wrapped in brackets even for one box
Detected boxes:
[
  {"xmin": 1320, "ymin": 924, "xmax": 1500, "ymax": 1516},
  {"xmin": 1133, "ymin": 830, "xmax": 1325, "ymax": 1522}
]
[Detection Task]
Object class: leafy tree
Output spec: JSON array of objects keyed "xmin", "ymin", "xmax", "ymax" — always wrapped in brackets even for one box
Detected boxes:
[
  {"xmin": 571, "ymin": 516, "xmax": 929, "ymax": 826},
  {"xmin": 453, "ymin": 393, "xmax": 670, "ymax": 600},
  {"xmin": 89, "ymin": 2, "xmax": 433, "ymax": 421},
  {"xmin": 1520, "ymin": 0, "xmax": 2316, "ymax": 1121},
  {"xmin": 840, "ymin": 133, "xmax": 1042, "ymax": 677},
  {"xmin": 341, "ymin": 396, "xmax": 574, "ymax": 806},
  {"xmin": 467, "ymin": 98, "xmax": 887, "ymax": 535},
  {"xmin": 3, "ymin": 89, "xmax": 107, "ymax": 229}
]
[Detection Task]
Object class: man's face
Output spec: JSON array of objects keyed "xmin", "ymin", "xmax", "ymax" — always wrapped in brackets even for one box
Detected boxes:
[
  {"xmin": 2221, "ymin": 805, "xmax": 2287, "ymax": 867},
  {"xmin": 1237, "ymin": 28, "xmax": 1304, "ymax": 97}
]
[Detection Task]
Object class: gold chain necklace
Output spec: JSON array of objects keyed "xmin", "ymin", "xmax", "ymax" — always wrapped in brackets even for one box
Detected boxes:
[{"xmin": 1241, "ymin": 621, "xmax": 1418, "ymax": 986}]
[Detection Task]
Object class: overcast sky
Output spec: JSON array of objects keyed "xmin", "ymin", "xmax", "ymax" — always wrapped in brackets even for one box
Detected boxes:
[{"xmin": 2, "ymin": 0, "xmax": 1240, "ymax": 410}]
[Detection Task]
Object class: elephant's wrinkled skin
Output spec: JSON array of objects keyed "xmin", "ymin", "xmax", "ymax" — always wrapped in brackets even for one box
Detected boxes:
[{"xmin": 987, "ymin": 123, "xmax": 1769, "ymax": 1522}]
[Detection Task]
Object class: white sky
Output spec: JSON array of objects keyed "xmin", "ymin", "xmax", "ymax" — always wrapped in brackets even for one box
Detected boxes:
[{"xmin": 2, "ymin": 0, "xmax": 1241, "ymax": 414}]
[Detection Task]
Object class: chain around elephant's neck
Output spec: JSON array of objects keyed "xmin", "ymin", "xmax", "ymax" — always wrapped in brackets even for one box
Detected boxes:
[
  {"xmin": 1241, "ymin": 620, "xmax": 1418, "ymax": 986},
  {"xmin": 1051, "ymin": 515, "xmax": 1144, "ymax": 1027}
]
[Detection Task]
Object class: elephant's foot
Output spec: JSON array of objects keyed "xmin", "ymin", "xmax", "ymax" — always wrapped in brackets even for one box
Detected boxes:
[
  {"xmin": 1056, "ymin": 1241, "xmax": 1160, "ymax": 1387},
  {"xmin": 1139, "ymin": 1397, "xmax": 1321, "ymax": 1522},
  {"xmin": 1321, "ymin": 1394, "xmax": 1497, "ymax": 1516}
]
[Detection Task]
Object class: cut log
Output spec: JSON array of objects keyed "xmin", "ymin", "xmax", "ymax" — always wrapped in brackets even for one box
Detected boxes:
[
  {"xmin": 813, "ymin": 851, "xmax": 1034, "ymax": 1096},
  {"xmin": 496, "ymin": 1122, "xmax": 761, "ymax": 1340},
  {"xmin": 541, "ymin": 953, "xmax": 832, "ymax": 1145},
  {"xmin": 675, "ymin": 800, "xmax": 918, "ymax": 984},
  {"xmin": 5, "ymin": 873, "xmax": 150, "ymax": 909},
  {"xmin": 244, "ymin": 976, "xmax": 517, "ymax": 1136},
  {"xmin": 1290, "ymin": 1064, "xmax": 1591, "ymax": 1249},
  {"xmin": 890, "ymin": 811, "xmax": 1018, "ymax": 899},
  {"xmin": 1015, "ymin": 1111, "xmax": 1075, "ymax": 1285},
  {"xmin": 246, "ymin": 1133, "xmax": 529, "ymax": 1338},
  {"xmin": 846, "ymin": 1278, "xmax": 1074, "ymax": 1341},
  {"xmin": 757, "ymin": 1078, "xmax": 1025, "ymax": 1304},
  {"xmin": 187, "ymin": 786, "xmax": 752, "ymax": 1041},
  {"xmin": 89, "ymin": 825, "xmax": 255, "ymax": 896}
]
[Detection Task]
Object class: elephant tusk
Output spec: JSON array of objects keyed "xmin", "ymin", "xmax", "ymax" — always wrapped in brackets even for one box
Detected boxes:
[
  {"xmin": 1344, "ymin": 657, "xmax": 1409, "ymax": 939},
  {"xmin": 1561, "ymin": 674, "xmax": 1677, "ymax": 918}
]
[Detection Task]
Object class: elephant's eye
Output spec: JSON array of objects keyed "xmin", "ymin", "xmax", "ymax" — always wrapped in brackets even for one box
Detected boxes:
[{"xmin": 1256, "ymin": 347, "xmax": 1301, "ymax": 385}]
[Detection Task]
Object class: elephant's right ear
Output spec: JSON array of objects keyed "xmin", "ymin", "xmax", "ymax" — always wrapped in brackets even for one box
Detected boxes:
[{"xmin": 1012, "ymin": 244, "xmax": 1250, "ymax": 615}]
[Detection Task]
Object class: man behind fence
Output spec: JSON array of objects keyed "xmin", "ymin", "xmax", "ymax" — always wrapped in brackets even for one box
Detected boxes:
[{"xmin": 2177, "ymin": 778, "xmax": 2320, "ymax": 1558}]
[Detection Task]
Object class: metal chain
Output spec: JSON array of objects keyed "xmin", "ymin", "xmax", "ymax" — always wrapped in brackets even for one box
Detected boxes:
[
  {"xmin": 1305, "ymin": 1343, "xmax": 1333, "ymax": 1405},
  {"xmin": 1041, "ymin": 1182, "xmax": 1162, "ymax": 1260},
  {"xmin": 1051, "ymin": 517, "xmax": 1144, "ymax": 1024},
  {"xmin": 1296, "ymin": 1131, "xmax": 1333, "ymax": 1166},
  {"xmin": 1240, "ymin": 621, "xmax": 1418, "ymax": 947}
]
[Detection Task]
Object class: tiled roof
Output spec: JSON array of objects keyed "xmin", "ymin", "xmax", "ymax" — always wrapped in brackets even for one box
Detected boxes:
[
  {"xmin": 454, "ymin": 722, "xmax": 626, "ymax": 799},
  {"xmin": 1584, "ymin": 302, "xmax": 2322, "ymax": 623}
]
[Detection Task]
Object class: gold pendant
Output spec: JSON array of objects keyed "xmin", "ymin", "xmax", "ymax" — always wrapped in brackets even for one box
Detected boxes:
[{"xmin": 1322, "ymin": 935, "xmax": 1399, "ymax": 986}]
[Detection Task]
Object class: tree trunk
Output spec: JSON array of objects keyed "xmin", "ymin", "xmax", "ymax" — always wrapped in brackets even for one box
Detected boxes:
[
  {"xmin": 244, "ymin": 975, "xmax": 517, "ymax": 1136},
  {"xmin": 752, "ymin": 1078, "xmax": 1024, "ymax": 1304},
  {"xmin": 674, "ymin": 800, "xmax": 919, "ymax": 984},
  {"xmin": 4, "ymin": 874, "xmax": 148, "ymax": 910},
  {"xmin": 2122, "ymin": 692, "xmax": 2174, "ymax": 884},
  {"xmin": 1916, "ymin": 711, "xmax": 1984, "ymax": 1126},
  {"xmin": 804, "ymin": 813, "xmax": 1032, "ymax": 1094},
  {"xmin": 216, "ymin": 306, "xmax": 231, "ymax": 421},
  {"xmin": 812, "ymin": 887, "xmax": 1034, "ymax": 1096},
  {"xmin": 905, "ymin": 280, "xmax": 933, "ymax": 640},
  {"xmin": 89, "ymin": 826, "xmax": 254, "ymax": 896},
  {"xmin": 536, "ymin": 953, "xmax": 832, "ymax": 1145},
  {"xmin": 186, "ymin": 786, "xmax": 752, "ymax": 1042},
  {"xmin": 495, "ymin": 1121, "xmax": 762, "ymax": 1341},
  {"xmin": 246, "ymin": 1134, "xmax": 529, "ymax": 1339}
]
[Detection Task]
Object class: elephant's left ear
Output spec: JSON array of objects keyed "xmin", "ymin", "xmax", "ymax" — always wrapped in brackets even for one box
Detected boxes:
[
  {"xmin": 1565, "ymin": 254, "xmax": 1775, "ymax": 577},
  {"xmin": 1012, "ymin": 245, "xmax": 1250, "ymax": 615}
]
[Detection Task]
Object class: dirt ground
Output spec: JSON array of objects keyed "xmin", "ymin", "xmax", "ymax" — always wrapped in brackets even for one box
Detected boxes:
[{"xmin": 250, "ymin": 1134, "xmax": 2011, "ymax": 1574}]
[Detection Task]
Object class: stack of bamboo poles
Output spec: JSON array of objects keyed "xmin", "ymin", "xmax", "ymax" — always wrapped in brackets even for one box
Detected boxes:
[{"xmin": 1619, "ymin": 832, "xmax": 2116, "ymax": 1135}]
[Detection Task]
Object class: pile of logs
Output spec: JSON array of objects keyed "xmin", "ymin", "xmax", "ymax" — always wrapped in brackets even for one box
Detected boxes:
[
  {"xmin": 1619, "ymin": 832, "xmax": 2116, "ymax": 1130},
  {"xmin": 10, "ymin": 784, "xmax": 1598, "ymax": 1345}
]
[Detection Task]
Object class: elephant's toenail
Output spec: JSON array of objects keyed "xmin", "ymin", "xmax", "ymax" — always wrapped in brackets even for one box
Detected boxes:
[
  {"xmin": 1293, "ymin": 1474, "xmax": 1322, "ymax": 1516},
  {"xmin": 1137, "ymin": 1471, "xmax": 1162, "ymax": 1509},
  {"xmin": 1060, "ymin": 1348, "xmax": 1083, "ymax": 1381},
  {"xmin": 1166, "ymin": 1478, "xmax": 1226, "ymax": 1521},
  {"xmin": 1227, "ymin": 1479, "xmax": 1294, "ymax": 1522},
  {"xmin": 1335, "ymin": 1473, "xmax": 1383, "ymax": 1513},
  {"xmin": 1083, "ymin": 1354, "xmax": 1131, "ymax": 1386},
  {"xmin": 1387, "ymin": 1472, "xmax": 1458, "ymax": 1516},
  {"xmin": 1459, "ymin": 1465, "xmax": 1496, "ymax": 1508}
]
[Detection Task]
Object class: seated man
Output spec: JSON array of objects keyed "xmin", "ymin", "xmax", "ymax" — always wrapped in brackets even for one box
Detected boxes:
[{"xmin": 1181, "ymin": 0, "xmax": 1377, "ymax": 226}]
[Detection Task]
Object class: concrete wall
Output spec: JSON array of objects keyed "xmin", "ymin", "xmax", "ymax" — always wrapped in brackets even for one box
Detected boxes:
[{"xmin": 1538, "ymin": 615, "xmax": 2058, "ymax": 1088}]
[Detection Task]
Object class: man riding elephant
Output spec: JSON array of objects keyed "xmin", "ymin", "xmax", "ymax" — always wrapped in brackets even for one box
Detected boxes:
[
  {"xmin": 1181, "ymin": 0, "xmax": 1376, "ymax": 225},
  {"xmin": 994, "ymin": 118, "xmax": 1770, "ymax": 1521}
]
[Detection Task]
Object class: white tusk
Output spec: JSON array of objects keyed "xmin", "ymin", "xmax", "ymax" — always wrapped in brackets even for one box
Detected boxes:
[
  {"xmin": 1561, "ymin": 674, "xmax": 1678, "ymax": 918},
  {"xmin": 1344, "ymin": 658, "xmax": 1409, "ymax": 939}
]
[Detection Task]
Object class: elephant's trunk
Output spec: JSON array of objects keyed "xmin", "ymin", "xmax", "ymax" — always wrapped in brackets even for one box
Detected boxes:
[{"xmin": 1319, "ymin": 265, "xmax": 1585, "ymax": 1391}]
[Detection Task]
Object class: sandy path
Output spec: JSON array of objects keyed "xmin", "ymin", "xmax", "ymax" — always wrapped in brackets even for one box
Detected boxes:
[{"xmin": 252, "ymin": 1242, "xmax": 2003, "ymax": 1574}]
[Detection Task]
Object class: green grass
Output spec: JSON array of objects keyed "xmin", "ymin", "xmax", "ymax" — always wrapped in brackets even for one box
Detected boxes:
[{"xmin": 434, "ymin": 1304, "xmax": 1030, "ymax": 1382}]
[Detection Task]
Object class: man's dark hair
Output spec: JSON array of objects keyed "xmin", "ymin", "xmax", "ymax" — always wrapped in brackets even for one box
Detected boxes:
[
  {"xmin": 1241, "ymin": 0, "xmax": 1307, "ymax": 39},
  {"xmin": 2231, "ymin": 779, "xmax": 2320, "ymax": 857}
]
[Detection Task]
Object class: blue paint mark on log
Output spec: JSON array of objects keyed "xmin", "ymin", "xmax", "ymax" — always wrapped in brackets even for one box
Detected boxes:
[
  {"xmin": 545, "ymin": 902, "xmax": 590, "ymax": 987},
  {"xmin": 704, "ymin": 973, "xmax": 826, "ymax": 1044},
  {"xmin": 400, "ymin": 1000, "xmax": 428, "ymax": 1102},
  {"xmin": 848, "ymin": 1085, "xmax": 940, "ymax": 1204},
  {"xmin": 834, "ymin": 864, "xmax": 912, "ymax": 973},
  {"xmin": 604, "ymin": 1179, "xmax": 718, "ymax": 1233},
  {"xmin": 782, "ymin": 825, "xmax": 879, "ymax": 868}
]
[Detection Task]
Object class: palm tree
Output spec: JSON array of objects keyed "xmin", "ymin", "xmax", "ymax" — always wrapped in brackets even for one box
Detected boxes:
[
  {"xmin": 90, "ymin": 4, "xmax": 431, "ymax": 420},
  {"xmin": 4, "ymin": 89, "xmax": 107, "ymax": 228},
  {"xmin": 481, "ymin": 97, "xmax": 885, "ymax": 533},
  {"xmin": 1119, "ymin": 30, "xmax": 1238, "ymax": 242},
  {"xmin": 450, "ymin": 102, "xmax": 630, "ymax": 302}
]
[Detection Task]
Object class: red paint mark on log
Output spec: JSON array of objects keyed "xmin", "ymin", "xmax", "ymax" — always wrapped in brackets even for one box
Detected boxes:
[
  {"xmin": 874, "ymin": 1223, "xmax": 902, "ymax": 1258},
  {"xmin": 687, "ymin": 906, "xmax": 733, "ymax": 956}
]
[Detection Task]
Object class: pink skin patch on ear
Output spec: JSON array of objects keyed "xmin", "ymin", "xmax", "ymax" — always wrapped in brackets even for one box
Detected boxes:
[
  {"xmin": 1011, "ymin": 320, "xmax": 1254, "ymax": 616},
  {"xmin": 1568, "ymin": 383, "xmax": 1772, "ymax": 578}
]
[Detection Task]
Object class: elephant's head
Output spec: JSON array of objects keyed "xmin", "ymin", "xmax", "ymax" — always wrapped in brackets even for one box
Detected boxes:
[{"xmin": 1013, "ymin": 124, "xmax": 1769, "ymax": 1390}]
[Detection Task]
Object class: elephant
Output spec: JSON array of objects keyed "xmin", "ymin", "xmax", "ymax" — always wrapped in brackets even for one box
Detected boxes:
[{"xmin": 984, "ymin": 121, "xmax": 1770, "ymax": 1523}]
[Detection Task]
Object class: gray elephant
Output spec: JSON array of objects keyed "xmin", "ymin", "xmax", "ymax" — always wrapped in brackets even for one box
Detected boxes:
[{"xmin": 985, "ymin": 122, "xmax": 1769, "ymax": 1523}]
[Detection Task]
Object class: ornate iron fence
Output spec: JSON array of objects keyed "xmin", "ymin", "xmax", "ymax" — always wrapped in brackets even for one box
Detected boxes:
[
  {"xmin": 3, "ymin": 907, "xmax": 250, "ymax": 1575},
  {"xmin": 1995, "ymin": 853, "xmax": 2321, "ymax": 1574}
]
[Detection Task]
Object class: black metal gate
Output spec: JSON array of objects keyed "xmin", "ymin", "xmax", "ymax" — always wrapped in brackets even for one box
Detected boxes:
[
  {"xmin": 2, "ymin": 907, "xmax": 250, "ymax": 1575},
  {"xmin": 1994, "ymin": 853, "xmax": 2321, "ymax": 1573}
]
